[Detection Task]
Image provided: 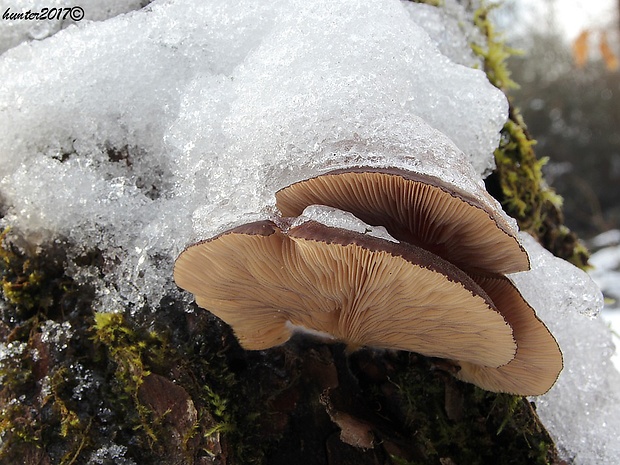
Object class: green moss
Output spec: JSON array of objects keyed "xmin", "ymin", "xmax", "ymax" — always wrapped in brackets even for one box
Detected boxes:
[
  {"xmin": 491, "ymin": 108, "xmax": 590, "ymax": 268},
  {"xmin": 92, "ymin": 311, "xmax": 175, "ymax": 446},
  {"xmin": 91, "ymin": 309, "xmax": 271, "ymax": 463},
  {"xmin": 0, "ymin": 229, "xmax": 44, "ymax": 315},
  {"xmin": 0, "ymin": 225, "xmax": 265, "ymax": 464},
  {"xmin": 471, "ymin": 3, "xmax": 521, "ymax": 91},
  {"xmin": 0, "ymin": 230, "xmax": 89, "ymax": 464},
  {"xmin": 494, "ymin": 114, "xmax": 559, "ymax": 230},
  {"xmin": 409, "ymin": 0, "xmax": 443, "ymax": 7},
  {"xmin": 93, "ymin": 312, "xmax": 159, "ymax": 392},
  {"xmin": 44, "ymin": 367, "xmax": 94, "ymax": 465},
  {"xmin": 380, "ymin": 354, "xmax": 558, "ymax": 465},
  {"xmin": 0, "ymin": 402, "xmax": 42, "ymax": 452},
  {"xmin": 470, "ymin": 4, "xmax": 590, "ymax": 269}
]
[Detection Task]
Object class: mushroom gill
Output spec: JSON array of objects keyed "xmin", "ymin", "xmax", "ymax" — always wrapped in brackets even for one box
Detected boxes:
[
  {"xmin": 454, "ymin": 275, "xmax": 563, "ymax": 396},
  {"xmin": 174, "ymin": 220, "xmax": 517, "ymax": 368},
  {"xmin": 275, "ymin": 168, "xmax": 530, "ymax": 275}
]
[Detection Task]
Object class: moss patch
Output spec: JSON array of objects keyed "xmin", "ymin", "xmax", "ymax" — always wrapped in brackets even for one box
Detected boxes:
[
  {"xmin": 0, "ymin": 230, "xmax": 267, "ymax": 464},
  {"xmin": 364, "ymin": 352, "xmax": 559, "ymax": 465},
  {"xmin": 471, "ymin": 4, "xmax": 590, "ymax": 269},
  {"xmin": 491, "ymin": 109, "xmax": 590, "ymax": 268}
]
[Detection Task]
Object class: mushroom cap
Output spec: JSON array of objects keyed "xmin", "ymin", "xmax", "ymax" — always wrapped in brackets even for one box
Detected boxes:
[
  {"xmin": 275, "ymin": 168, "xmax": 529, "ymax": 275},
  {"xmin": 454, "ymin": 275, "xmax": 563, "ymax": 395},
  {"xmin": 174, "ymin": 220, "xmax": 517, "ymax": 367}
]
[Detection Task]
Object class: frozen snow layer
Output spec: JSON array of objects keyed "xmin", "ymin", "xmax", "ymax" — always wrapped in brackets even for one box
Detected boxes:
[
  {"xmin": 0, "ymin": 0, "xmax": 149, "ymax": 54},
  {"xmin": 290, "ymin": 205, "xmax": 398, "ymax": 244},
  {"xmin": 401, "ymin": 0, "xmax": 484, "ymax": 68},
  {"xmin": 215, "ymin": 0, "xmax": 507, "ymax": 176},
  {"xmin": 511, "ymin": 235, "xmax": 619, "ymax": 465},
  {"xmin": 176, "ymin": 113, "xmax": 519, "ymax": 241},
  {"xmin": 588, "ymin": 231, "xmax": 620, "ymax": 314},
  {"xmin": 589, "ymin": 245, "xmax": 620, "ymax": 272},
  {"xmin": 589, "ymin": 245, "xmax": 620, "ymax": 306},
  {"xmin": 601, "ymin": 309, "xmax": 620, "ymax": 372}
]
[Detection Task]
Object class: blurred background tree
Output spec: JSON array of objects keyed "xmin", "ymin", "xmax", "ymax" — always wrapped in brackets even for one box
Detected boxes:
[{"xmin": 497, "ymin": 0, "xmax": 620, "ymax": 238}]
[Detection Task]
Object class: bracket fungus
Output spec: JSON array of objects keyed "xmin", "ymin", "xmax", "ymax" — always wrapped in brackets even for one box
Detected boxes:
[
  {"xmin": 175, "ymin": 170, "xmax": 562, "ymax": 396},
  {"xmin": 174, "ymin": 219, "xmax": 517, "ymax": 367},
  {"xmin": 456, "ymin": 275, "xmax": 563, "ymax": 396},
  {"xmin": 276, "ymin": 167, "xmax": 530, "ymax": 275}
]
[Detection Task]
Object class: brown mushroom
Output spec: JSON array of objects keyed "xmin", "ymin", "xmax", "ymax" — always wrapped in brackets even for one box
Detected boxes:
[
  {"xmin": 275, "ymin": 167, "xmax": 529, "ymax": 275},
  {"xmin": 454, "ymin": 275, "xmax": 563, "ymax": 395},
  {"xmin": 174, "ymin": 219, "xmax": 517, "ymax": 367}
]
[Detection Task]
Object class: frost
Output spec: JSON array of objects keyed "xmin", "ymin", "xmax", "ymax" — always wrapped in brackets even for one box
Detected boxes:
[
  {"xmin": 40, "ymin": 320, "xmax": 74, "ymax": 351},
  {"xmin": 71, "ymin": 363, "xmax": 98, "ymax": 401},
  {"xmin": 0, "ymin": 341, "xmax": 27, "ymax": 384},
  {"xmin": 87, "ymin": 443, "xmax": 136, "ymax": 465},
  {"xmin": 0, "ymin": 341, "xmax": 27, "ymax": 370},
  {"xmin": 38, "ymin": 375, "xmax": 53, "ymax": 405},
  {"xmin": 0, "ymin": 341, "xmax": 27, "ymax": 361}
]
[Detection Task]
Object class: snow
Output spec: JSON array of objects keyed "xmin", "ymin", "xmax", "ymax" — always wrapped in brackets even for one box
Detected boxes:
[
  {"xmin": 589, "ymin": 229, "xmax": 620, "ymax": 249},
  {"xmin": 510, "ymin": 235, "xmax": 619, "ymax": 464},
  {"xmin": 401, "ymin": 0, "xmax": 485, "ymax": 68},
  {"xmin": 587, "ymin": 230, "xmax": 620, "ymax": 374},
  {"xmin": 602, "ymin": 310, "xmax": 620, "ymax": 372},
  {"xmin": 291, "ymin": 205, "xmax": 398, "ymax": 244},
  {"xmin": 0, "ymin": 0, "xmax": 509, "ymax": 313},
  {"xmin": 589, "ymin": 239, "xmax": 620, "ymax": 339},
  {"xmin": 0, "ymin": 0, "xmax": 616, "ymax": 463}
]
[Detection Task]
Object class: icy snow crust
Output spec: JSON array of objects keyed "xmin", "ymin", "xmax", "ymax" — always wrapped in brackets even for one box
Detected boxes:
[
  {"xmin": 512, "ymin": 235, "xmax": 619, "ymax": 464},
  {"xmin": 291, "ymin": 205, "xmax": 398, "ymax": 244},
  {"xmin": 0, "ymin": 0, "xmax": 616, "ymax": 463},
  {"xmin": 400, "ymin": 0, "xmax": 485, "ymax": 69}
]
